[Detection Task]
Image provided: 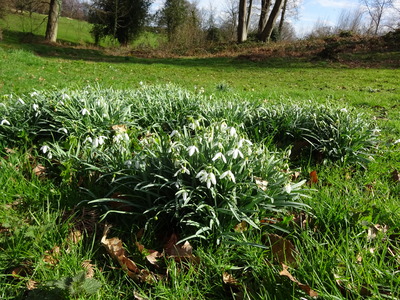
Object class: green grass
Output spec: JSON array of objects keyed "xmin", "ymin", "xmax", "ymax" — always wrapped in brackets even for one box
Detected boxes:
[{"xmin": 1, "ymin": 11, "xmax": 400, "ymax": 300}]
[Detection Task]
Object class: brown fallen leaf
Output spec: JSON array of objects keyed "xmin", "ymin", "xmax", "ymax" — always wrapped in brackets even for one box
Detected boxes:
[
  {"xmin": 111, "ymin": 124, "xmax": 127, "ymax": 133},
  {"xmin": 367, "ymin": 224, "xmax": 388, "ymax": 241},
  {"xmin": 309, "ymin": 170, "xmax": 318, "ymax": 184},
  {"xmin": 164, "ymin": 233, "xmax": 200, "ymax": 263},
  {"xmin": 43, "ymin": 246, "xmax": 61, "ymax": 265},
  {"xmin": 33, "ymin": 164, "xmax": 46, "ymax": 177},
  {"xmin": 68, "ymin": 229, "xmax": 83, "ymax": 244},
  {"xmin": 101, "ymin": 224, "xmax": 158, "ymax": 283},
  {"xmin": 234, "ymin": 221, "xmax": 248, "ymax": 233},
  {"xmin": 222, "ymin": 272, "xmax": 241, "ymax": 287},
  {"xmin": 26, "ymin": 279, "xmax": 38, "ymax": 290},
  {"xmin": 82, "ymin": 260, "xmax": 95, "ymax": 278},
  {"xmin": 101, "ymin": 224, "xmax": 140, "ymax": 276},
  {"xmin": 10, "ymin": 266, "xmax": 31, "ymax": 278},
  {"xmin": 265, "ymin": 234, "xmax": 297, "ymax": 266},
  {"xmin": 135, "ymin": 242, "xmax": 163, "ymax": 266},
  {"xmin": 280, "ymin": 264, "xmax": 318, "ymax": 298},
  {"xmin": 392, "ymin": 170, "xmax": 400, "ymax": 183}
]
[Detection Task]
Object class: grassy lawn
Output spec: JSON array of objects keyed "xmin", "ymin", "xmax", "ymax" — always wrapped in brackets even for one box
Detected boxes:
[{"xmin": 1, "ymin": 12, "xmax": 400, "ymax": 300}]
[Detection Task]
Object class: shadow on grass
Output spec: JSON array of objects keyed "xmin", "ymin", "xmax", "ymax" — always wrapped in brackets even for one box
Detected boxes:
[
  {"xmin": 0, "ymin": 29, "xmax": 322, "ymax": 70},
  {"xmin": 2, "ymin": 29, "xmax": 399, "ymax": 70}
]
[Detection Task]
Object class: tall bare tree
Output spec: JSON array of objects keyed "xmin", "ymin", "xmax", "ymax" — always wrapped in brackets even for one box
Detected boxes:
[
  {"xmin": 361, "ymin": 0, "xmax": 392, "ymax": 35},
  {"xmin": 237, "ymin": 0, "xmax": 248, "ymax": 42},
  {"xmin": 259, "ymin": 0, "xmax": 284, "ymax": 42},
  {"xmin": 45, "ymin": 0, "xmax": 61, "ymax": 42}
]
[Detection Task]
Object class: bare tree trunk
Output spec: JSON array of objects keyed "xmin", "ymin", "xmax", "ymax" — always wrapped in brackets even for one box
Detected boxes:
[
  {"xmin": 260, "ymin": 0, "xmax": 284, "ymax": 42},
  {"xmin": 257, "ymin": 0, "xmax": 271, "ymax": 36},
  {"xmin": 238, "ymin": 0, "xmax": 247, "ymax": 42},
  {"xmin": 278, "ymin": 0, "xmax": 288, "ymax": 38},
  {"xmin": 45, "ymin": 0, "xmax": 61, "ymax": 42},
  {"xmin": 246, "ymin": 0, "xmax": 253, "ymax": 32}
]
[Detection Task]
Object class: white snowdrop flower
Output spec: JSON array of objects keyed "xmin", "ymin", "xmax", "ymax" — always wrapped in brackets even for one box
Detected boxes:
[
  {"xmin": 17, "ymin": 98, "xmax": 25, "ymax": 105},
  {"xmin": 174, "ymin": 166, "xmax": 190, "ymax": 177},
  {"xmin": 84, "ymin": 136, "xmax": 93, "ymax": 144},
  {"xmin": 58, "ymin": 100, "xmax": 65, "ymax": 106},
  {"xmin": 170, "ymin": 130, "xmax": 180, "ymax": 138},
  {"xmin": 229, "ymin": 127, "xmax": 237, "ymax": 137},
  {"xmin": 394, "ymin": 139, "xmax": 400, "ymax": 144},
  {"xmin": 32, "ymin": 104, "xmax": 39, "ymax": 111},
  {"xmin": 372, "ymin": 128, "xmax": 381, "ymax": 135},
  {"xmin": 139, "ymin": 81, "xmax": 144, "ymax": 86},
  {"xmin": 284, "ymin": 183, "xmax": 292, "ymax": 194},
  {"xmin": 196, "ymin": 170, "xmax": 216, "ymax": 189},
  {"xmin": 124, "ymin": 160, "xmax": 133, "ymax": 168},
  {"xmin": 29, "ymin": 92, "xmax": 38, "ymax": 97},
  {"xmin": 40, "ymin": 145, "xmax": 50, "ymax": 154},
  {"xmin": 238, "ymin": 138, "xmax": 253, "ymax": 148},
  {"xmin": 220, "ymin": 170, "xmax": 236, "ymax": 183},
  {"xmin": 102, "ymin": 113, "xmax": 108, "ymax": 118},
  {"xmin": 340, "ymin": 108, "xmax": 348, "ymax": 113},
  {"xmin": 196, "ymin": 170, "xmax": 208, "ymax": 182},
  {"xmin": 57, "ymin": 127, "xmax": 68, "ymax": 134},
  {"xmin": 176, "ymin": 189, "xmax": 189, "ymax": 202},
  {"xmin": 61, "ymin": 93, "xmax": 70, "ymax": 100},
  {"xmin": 93, "ymin": 136, "xmax": 107, "ymax": 147},
  {"xmin": 189, "ymin": 119, "xmax": 201, "ymax": 130},
  {"xmin": 227, "ymin": 148, "xmax": 243, "ymax": 159},
  {"xmin": 0, "ymin": 119, "xmax": 10, "ymax": 126},
  {"xmin": 187, "ymin": 145, "xmax": 199, "ymax": 156},
  {"xmin": 212, "ymin": 152, "xmax": 227, "ymax": 163},
  {"xmin": 208, "ymin": 172, "xmax": 217, "ymax": 188},
  {"xmin": 81, "ymin": 108, "xmax": 90, "ymax": 116},
  {"xmin": 220, "ymin": 122, "xmax": 228, "ymax": 132}
]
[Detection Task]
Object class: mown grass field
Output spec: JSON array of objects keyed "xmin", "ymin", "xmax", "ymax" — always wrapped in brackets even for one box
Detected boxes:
[{"xmin": 1, "ymin": 12, "xmax": 400, "ymax": 300}]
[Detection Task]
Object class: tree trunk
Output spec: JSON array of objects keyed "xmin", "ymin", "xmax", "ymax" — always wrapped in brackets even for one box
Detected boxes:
[
  {"xmin": 257, "ymin": 0, "xmax": 271, "ymax": 36},
  {"xmin": 278, "ymin": 0, "xmax": 288, "ymax": 38},
  {"xmin": 237, "ymin": 0, "xmax": 247, "ymax": 43},
  {"xmin": 260, "ymin": 0, "xmax": 284, "ymax": 42},
  {"xmin": 45, "ymin": 0, "xmax": 61, "ymax": 42},
  {"xmin": 246, "ymin": 0, "xmax": 253, "ymax": 32}
]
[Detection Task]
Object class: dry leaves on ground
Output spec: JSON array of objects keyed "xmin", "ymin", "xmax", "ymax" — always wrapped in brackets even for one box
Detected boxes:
[
  {"xmin": 101, "ymin": 223, "xmax": 157, "ymax": 283},
  {"xmin": 265, "ymin": 234, "xmax": 297, "ymax": 266},
  {"xmin": 280, "ymin": 264, "xmax": 318, "ymax": 298},
  {"xmin": 163, "ymin": 233, "xmax": 200, "ymax": 264}
]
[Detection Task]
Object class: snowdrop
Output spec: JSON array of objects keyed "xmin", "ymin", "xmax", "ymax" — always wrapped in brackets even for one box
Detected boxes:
[
  {"xmin": 227, "ymin": 148, "xmax": 244, "ymax": 159},
  {"xmin": 238, "ymin": 138, "xmax": 253, "ymax": 148},
  {"xmin": 170, "ymin": 130, "xmax": 180, "ymax": 138},
  {"xmin": 17, "ymin": 98, "xmax": 25, "ymax": 105},
  {"xmin": 0, "ymin": 119, "xmax": 10, "ymax": 126},
  {"xmin": 212, "ymin": 152, "xmax": 227, "ymax": 163},
  {"xmin": 174, "ymin": 165, "xmax": 190, "ymax": 177},
  {"xmin": 220, "ymin": 170, "xmax": 235, "ymax": 183},
  {"xmin": 196, "ymin": 170, "xmax": 217, "ymax": 189},
  {"xmin": 92, "ymin": 136, "xmax": 107, "ymax": 148},
  {"xmin": 187, "ymin": 145, "xmax": 199, "ymax": 156},
  {"xmin": 229, "ymin": 127, "xmax": 237, "ymax": 137},
  {"xmin": 113, "ymin": 133, "xmax": 129, "ymax": 144},
  {"xmin": 40, "ymin": 145, "xmax": 52, "ymax": 159},
  {"xmin": 32, "ymin": 104, "xmax": 39, "ymax": 111},
  {"xmin": 340, "ymin": 108, "xmax": 348, "ymax": 113},
  {"xmin": 61, "ymin": 93, "xmax": 70, "ymax": 100},
  {"xmin": 57, "ymin": 127, "xmax": 68, "ymax": 134},
  {"xmin": 29, "ymin": 92, "xmax": 38, "ymax": 97},
  {"xmin": 81, "ymin": 108, "xmax": 90, "ymax": 116}
]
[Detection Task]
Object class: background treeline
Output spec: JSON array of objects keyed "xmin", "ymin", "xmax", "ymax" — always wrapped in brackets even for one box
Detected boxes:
[{"xmin": 0, "ymin": 0, "xmax": 399, "ymax": 49}]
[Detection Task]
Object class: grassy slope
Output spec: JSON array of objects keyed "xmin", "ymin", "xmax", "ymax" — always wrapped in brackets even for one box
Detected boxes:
[{"xmin": 1, "ymin": 12, "xmax": 400, "ymax": 300}]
